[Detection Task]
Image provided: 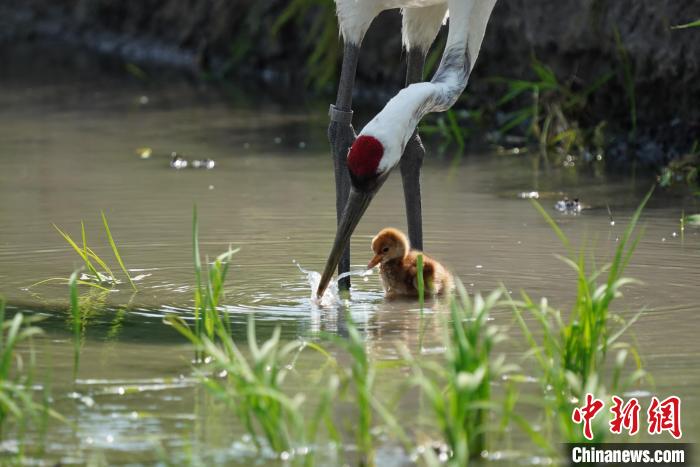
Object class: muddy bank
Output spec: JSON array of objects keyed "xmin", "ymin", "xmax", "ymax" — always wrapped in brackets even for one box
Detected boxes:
[{"xmin": 2, "ymin": 0, "xmax": 699, "ymax": 168}]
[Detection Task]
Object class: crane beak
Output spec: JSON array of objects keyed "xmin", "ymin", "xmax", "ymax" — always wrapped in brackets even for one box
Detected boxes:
[{"xmin": 316, "ymin": 187, "xmax": 375, "ymax": 298}]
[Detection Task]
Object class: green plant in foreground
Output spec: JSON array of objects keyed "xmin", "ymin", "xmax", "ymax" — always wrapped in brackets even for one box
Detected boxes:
[
  {"xmin": 190, "ymin": 207, "xmax": 239, "ymax": 360},
  {"xmin": 400, "ymin": 285, "xmax": 510, "ymax": 465},
  {"xmin": 166, "ymin": 211, "xmax": 335, "ymax": 463},
  {"xmin": 68, "ymin": 271, "xmax": 82, "ymax": 378},
  {"xmin": 0, "ymin": 297, "xmax": 60, "ymax": 444},
  {"xmin": 168, "ymin": 311, "xmax": 337, "ymax": 463},
  {"xmin": 509, "ymin": 189, "xmax": 652, "ymax": 443}
]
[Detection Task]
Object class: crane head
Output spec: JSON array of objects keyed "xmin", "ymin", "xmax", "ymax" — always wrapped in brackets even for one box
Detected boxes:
[{"xmin": 316, "ymin": 135, "xmax": 391, "ymax": 298}]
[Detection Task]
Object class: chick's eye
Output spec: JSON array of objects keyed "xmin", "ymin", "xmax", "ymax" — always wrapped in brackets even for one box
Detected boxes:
[{"xmin": 382, "ymin": 247, "xmax": 389, "ymax": 253}]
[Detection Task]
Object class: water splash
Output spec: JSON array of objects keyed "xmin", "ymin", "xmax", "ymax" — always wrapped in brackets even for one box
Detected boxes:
[{"xmin": 293, "ymin": 260, "xmax": 373, "ymax": 307}]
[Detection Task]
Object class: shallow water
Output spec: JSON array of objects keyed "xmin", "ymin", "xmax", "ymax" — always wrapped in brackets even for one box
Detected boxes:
[{"xmin": 1, "ymin": 64, "xmax": 699, "ymax": 464}]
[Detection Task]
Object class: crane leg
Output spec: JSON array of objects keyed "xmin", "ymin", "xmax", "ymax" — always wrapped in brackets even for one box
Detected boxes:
[
  {"xmin": 400, "ymin": 47, "xmax": 428, "ymax": 250},
  {"xmin": 328, "ymin": 42, "xmax": 360, "ymax": 290}
]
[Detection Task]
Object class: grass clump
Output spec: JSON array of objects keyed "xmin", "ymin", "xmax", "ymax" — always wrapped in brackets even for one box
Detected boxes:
[
  {"xmin": 169, "ymin": 312, "xmax": 338, "ymax": 464},
  {"xmin": 508, "ymin": 189, "xmax": 652, "ymax": 444},
  {"xmin": 32, "ymin": 212, "xmax": 136, "ymax": 291},
  {"xmin": 175, "ymin": 315, "xmax": 310, "ymax": 456},
  {"xmin": 190, "ymin": 207, "xmax": 239, "ymax": 361},
  {"xmin": 166, "ymin": 209, "xmax": 334, "ymax": 463},
  {"xmin": 494, "ymin": 58, "xmax": 613, "ymax": 155},
  {"xmin": 0, "ymin": 297, "xmax": 61, "ymax": 449},
  {"xmin": 399, "ymin": 285, "xmax": 511, "ymax": 465}
]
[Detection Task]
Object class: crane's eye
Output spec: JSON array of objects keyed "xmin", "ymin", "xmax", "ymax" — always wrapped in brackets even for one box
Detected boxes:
[{"xmin": 382, "ymin": 247, "xmax": 389, "ymax": 253}]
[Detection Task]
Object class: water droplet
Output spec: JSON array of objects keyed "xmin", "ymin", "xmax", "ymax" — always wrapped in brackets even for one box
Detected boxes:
[
  {"xmin": 280, "ymin": 451, "xmax": 290, "ymax": 461},
  {"xmin": 363, "ymin": 276, "xmax": 369, "ymax": 282},
  {"xmin": 80, "ymin": 396, "xmax": 95, "ymax": 407},
  {"xmin": 610, "ymin": 220, "xmax": 615, "ymax": 226},
  {"xmin": 138, "ymin": 95, "xmax": 149, "ymax": 105},
  {"xmin": 274, "ymin": 137, "xmax": 282, "ymax": 144},
  {"xmin": 662, "ymin": 237, "xmax": 666, "ymax": 242},
  {"xmin": 672, "ymin": 232, "xmax": 677, "ymax": 237},
  {"xmin": 106, "ymin": 435, "xmax": 114, "ymax": 443},
  {"xmin": 475, "ymin": 265, "xmax": 483, "ymax": 269},
  {"xmin": 298, "ymin": 141, "xmax": 307, "ymax": 149},
  {"xmin": 208, "ymin": 185, "xmax": 215, "ymax": 190},
  {"xmin": 117, "ymin": 387, "xmax": 125, "ymax": 395}
]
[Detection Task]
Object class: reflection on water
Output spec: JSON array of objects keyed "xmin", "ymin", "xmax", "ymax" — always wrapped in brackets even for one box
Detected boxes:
[{"xmin": 0, "ymin": 65, "xmax": 699, "ymax": 464}]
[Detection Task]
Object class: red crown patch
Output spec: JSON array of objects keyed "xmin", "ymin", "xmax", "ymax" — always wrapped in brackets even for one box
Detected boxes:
[{"xmin": 347, "ymin": 135, "xmax": 384, "ymax": 178}]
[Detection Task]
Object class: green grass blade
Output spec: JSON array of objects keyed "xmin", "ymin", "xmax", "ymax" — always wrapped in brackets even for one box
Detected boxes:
[
  {"xmin": 101, "ymin": 211, "xmax": 137, "ymax": 291},
  {"xmin": 530, "ymin": 199, "xmax": 573, "ymax": 254},
  {"xmin": 54, "ymin": 224, "xmax": 98, "ymax": 277},
  {"xmin": 80, "ymin": 221, "xmax": 99, "ymax": 278},
  {"xmin": 68, "ymin": 270, "xmax": 81, "ymax": 379},
  {"xmin": 416, "ymin": 254, "xmax": 425, "ymax": 312},
  {"xmin": 672, "ymin": 19, "xmax": 700, "ymax": 29}
]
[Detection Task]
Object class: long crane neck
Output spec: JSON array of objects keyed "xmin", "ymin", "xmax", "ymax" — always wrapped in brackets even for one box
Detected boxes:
[{"xmin": 360, "ymin": 0, "xmax": 498, "ymax": 173}]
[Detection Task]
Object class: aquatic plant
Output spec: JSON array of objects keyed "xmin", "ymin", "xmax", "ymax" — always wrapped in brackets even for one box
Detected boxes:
[
  {"xmin": 165, "ymin": 210, "xmax": 336, "ymax": 462},
  {"xmin": 0, "ymin": 297, "xmax": 60, "ymax": 446},
  {"xmin": 508, "ymin": 189, "xmax": 652, "ymax": 443},
  {"xmin": 399, "ymin": 285, "xmax": 510, "ymax": 465},
  {"xmin": 189, "ymin": 207, "xmax": 239, "ymax": 360},
  {"xmin": 68, "ymin": 271, "xmax": 82, "ymax": 378},
  {"xmin": 33, "ymin": 212, "xmax": 137, "ymax": 291},
  {"xmin": 416, "ymin": 254, "xmax": 426, "ymax": 311},
  {"xmin": 168, "ymin": 312, "xmax": 338, "ymax": 464}
]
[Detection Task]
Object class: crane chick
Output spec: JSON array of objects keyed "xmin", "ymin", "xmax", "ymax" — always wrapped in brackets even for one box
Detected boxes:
[{"xmin": 368, "ymin": 228, "xmax": 453, "ymax": 298}]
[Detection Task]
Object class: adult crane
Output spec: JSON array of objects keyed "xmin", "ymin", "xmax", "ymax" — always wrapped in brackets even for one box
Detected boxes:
[{"xmin": 317, "ymin": 0, "xmax": 498, "ymax": 298}]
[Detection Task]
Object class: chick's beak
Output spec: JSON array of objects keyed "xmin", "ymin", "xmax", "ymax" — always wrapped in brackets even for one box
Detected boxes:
[
  {"xmin": 367, "ymin": 255, "xmax": 382, "ymax": 269},
  {"xmin": 316, "ymin": 188, "xmax": 374, "ymax": 298}
]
